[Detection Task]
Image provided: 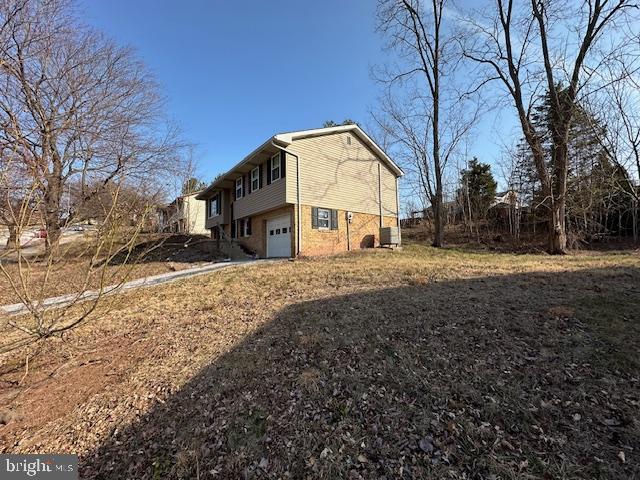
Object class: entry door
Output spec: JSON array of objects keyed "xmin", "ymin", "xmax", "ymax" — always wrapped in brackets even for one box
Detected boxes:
[{"xmin": 266, "ymin": 215, "xmax": 291, "ymax": 258}]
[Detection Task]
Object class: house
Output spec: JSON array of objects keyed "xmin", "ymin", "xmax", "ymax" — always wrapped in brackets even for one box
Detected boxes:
[
  {"xmin": 196, "ymin": 125, "xmax": 403, "ymax": 258},
  {"xmin": 158, "ymin": 191, "xmax": 208, "ymax": 235},
  {"xmin": 492, "ymin": 190, "xmax": 519, "ymax": 208}
]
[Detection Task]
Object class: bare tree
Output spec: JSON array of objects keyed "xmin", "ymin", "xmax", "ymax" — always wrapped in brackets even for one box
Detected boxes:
[
  {"xmin": 0, "ymin": 154, "xmax": 34, "ymax": 248},
  {"xmin": 462, "ymin": 0, "xmax": 638, "ymax": 253},
  {"xmin": 0, "ymin": 0, "xmax": 186, "ymax": 355},
  {"xmin": 375, "ymin": 0, "xmax": 478, "ymax": 247},
  {"xmin": 591, "ymin": 61, "xmax": 640, "ymax": 242},
  {"xmin": 0, "ymin": 0, "xmax": 182, "ymax": 254}
]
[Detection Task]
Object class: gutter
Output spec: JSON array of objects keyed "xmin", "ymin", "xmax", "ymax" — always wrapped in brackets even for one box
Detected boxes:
[
  {"xmin": 272, "ymin": 142, "xmax": 302, "ymax": 257},
  {"xmin": 196, "ymin": 137, "xmax": 277, "ymax": 199}
]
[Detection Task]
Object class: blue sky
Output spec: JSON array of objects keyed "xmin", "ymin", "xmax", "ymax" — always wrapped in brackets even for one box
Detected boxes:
[{"xmin": 83, "ymin": 0, "xmax": 515, "ymax": 195}]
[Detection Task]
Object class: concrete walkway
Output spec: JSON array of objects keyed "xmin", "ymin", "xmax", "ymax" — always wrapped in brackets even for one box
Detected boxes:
[{"xmin": 1, "ymin": 259, "xmax": 273, "ymax": 317}]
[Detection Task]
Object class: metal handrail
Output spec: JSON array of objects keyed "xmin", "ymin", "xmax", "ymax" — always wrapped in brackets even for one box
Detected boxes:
[{"xmin": 216, "ymin": 224, "xmax": 234, "ymax": 246}]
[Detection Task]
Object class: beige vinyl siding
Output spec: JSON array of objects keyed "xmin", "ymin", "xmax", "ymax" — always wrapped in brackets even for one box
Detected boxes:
[
  {"xmin": 185, "ymin": 196, "xmax": 208, "ymax": 235},
  {"xmin": 234, "ymin": 163, "xmax": 287, "ymax": 218},
  {"xmin": 380, "ymin": 162, "xmax": 398, "ymax": 217},
  {"xmin": 204, "ymin": 207, "xmax": 223, "ymax": 229},
  {"xmin": 286, "ymin": 131, "xmax": 398, "ymax": 216},
  {"xmin": 284, "ymin": 152, "xmax": 298, "ymax": 204}
]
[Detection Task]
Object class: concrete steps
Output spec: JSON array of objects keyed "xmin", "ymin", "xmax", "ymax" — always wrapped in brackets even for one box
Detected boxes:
[{"xmin": 218, "ymin": 241, "xmax": 255, "ymax": 261}]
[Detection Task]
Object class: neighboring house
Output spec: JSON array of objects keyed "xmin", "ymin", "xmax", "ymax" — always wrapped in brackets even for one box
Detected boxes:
[
  {"xmin": 196, "ymin": 125, "xmax": 403, "ymax": 258},
  {"xmin": 491, "ymin": 190, "xmax": 520, "ymax": 209},
  {"xmin": 158, "ymin": 191, "xmax": 208, "ymax": 235}
]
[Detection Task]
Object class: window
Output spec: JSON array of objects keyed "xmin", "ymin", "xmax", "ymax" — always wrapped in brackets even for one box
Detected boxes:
[
  {"xmin": 346, "ymin": 135, "xmax": 352, "ymax": 145},
  {"xmin": 208, "ymin": 197, "xmax": 217, "ymax": 218},
  {"xmin": 270, "ymin": 153, "xmax": 281, "ymax": 182},
  {"xmin": 235, "ymin": 177, "xmax": 243, "ymax": 199},
  {"xmin": 317, "ymin": 208, "xmax": 330, "ymax": 229},
  {"xmin": 312, "ymin": 207, "xmax": 338, "ymax": 230},
  {"xmin": 251, "ymin": 167, "xmax": 260, "ymax": 192},
  {"xmin": 238, "ymin": 218, "xmax": 251, "ymax": 237},
  {"xmin": 208, "ymin": 193, "xmax": 220, "ymax": 217}
]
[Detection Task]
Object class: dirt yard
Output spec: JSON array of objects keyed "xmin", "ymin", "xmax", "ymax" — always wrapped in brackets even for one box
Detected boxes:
[
  {"xmin": 0, "ymin": 244, "xmax": 638, "ymax": 479},
  {"xmin": 0, "ymin": 234, "xmax": 224, "ymax": 305}
]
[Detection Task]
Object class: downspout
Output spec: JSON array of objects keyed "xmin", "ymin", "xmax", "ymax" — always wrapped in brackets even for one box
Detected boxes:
[
  {"xmin": 346, "ymin": 214, "xmax": 351, "ymax": 251},
  {"xmin": 396, "ymin": 176, "xmax": 402, "ymax": 246},
  {"xmin": 377, "ymin": 163, "xmax": 383, "ymax": 228},
  {"xmin": 271, "ymin": 142, "xmax": 302, "ymax": 257}
]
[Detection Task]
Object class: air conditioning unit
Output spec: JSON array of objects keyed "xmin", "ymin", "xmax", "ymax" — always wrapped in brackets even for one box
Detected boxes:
[{"xmin": 380, "ymin": 226, "xmax": 400, "ymax": 246}]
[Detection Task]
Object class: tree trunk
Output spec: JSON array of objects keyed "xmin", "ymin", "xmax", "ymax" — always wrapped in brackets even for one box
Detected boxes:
[
  {"xmin": 43, "ymin": 171, "xmax": 63, "ymax": 256},
  {"xmin": 547, "ymin": 117, "xmax": 570, "ymax": 255},
  {"xmin": 45, "ymin": 217, "xmax": 62, "ymax": 256},
  {"xmin": 432, "ymin": 194, "xmax": 444, "ymax": 247},
  {"xmin": 633, "ymin": 198, "xmax": 638, "ymax": 244},
  {"xmin": 548, "ymin": 197, "xmax": 567, "ymax": 254},
  {"xmin": 6, "ymin": 225, "xmax": 17, "ymax": 249},
  {"xmin": 431, "ymin": 6, "xmax": 443, "ymax": 249}
]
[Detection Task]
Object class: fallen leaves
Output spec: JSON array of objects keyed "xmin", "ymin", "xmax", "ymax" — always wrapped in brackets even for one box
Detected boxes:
[
  {"xmin": 418, "ymin": 437, "xmax": 434, "ymax": 454},
  {"xmin": 0, "ymin": 245, "xmax": 638, "ymax": 480}
]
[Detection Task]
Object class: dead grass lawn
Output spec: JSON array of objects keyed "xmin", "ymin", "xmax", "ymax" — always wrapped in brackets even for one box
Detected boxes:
[
  {"xmin": 0, "ymin": 234, "xmax": 222, "ymax": 305},
  {"xmin": 0, "ymin": 245, "xmax": 638, "ymax": 479}
]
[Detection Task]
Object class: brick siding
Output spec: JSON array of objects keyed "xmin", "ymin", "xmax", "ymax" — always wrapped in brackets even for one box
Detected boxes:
[
  {"xmin": 236, "ymin": 205, "xmax": 295, "ymax": 258},
  {"xmin": 299, "ymin": 204, "xmax": 397, "ymax": 257}
]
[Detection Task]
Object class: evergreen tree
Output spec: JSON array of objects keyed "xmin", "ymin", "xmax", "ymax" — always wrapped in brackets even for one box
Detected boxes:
[
  {"xmin": 322, "ymin": 119, "xmax": 357, "ymax": 128},
  {"xmin": 513, "ymin": 86, "xmax": 634, "ymax": 239},
  {"xmin": 458, "ymin": 157, "xmax": 497, "ymax": 222},
  {"xmin": 182, "ymin": 177, "xmax": 206, "ymax": 195}
]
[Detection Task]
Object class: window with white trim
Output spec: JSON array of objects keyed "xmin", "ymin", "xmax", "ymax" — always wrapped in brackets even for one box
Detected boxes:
[
  {"xmin": 238, "ymin": 218, "xmax": 251, "ymax": 237},
  {"xmin": 251, "ymin": 166, "xmax": 259, "ymax": 192},
  {"xmin": 317, "ymin": 208, "xmax": 330, "ymax": 229},
  {"xmin": 270, "ymin": 153, "xmax": 281, "ymax": 182},
  {"xmin": 311, "ymin": 206, "xmax": 337, "ymax": 230},
  {"xmin": 235, "ymin": 177, "xmax": 243, "ymax": 199}
]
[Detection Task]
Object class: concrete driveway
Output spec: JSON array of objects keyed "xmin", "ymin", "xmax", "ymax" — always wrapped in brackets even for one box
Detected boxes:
[{"xmin": 1, "ymin": 258, "xmax": 279, "ymax": 316}]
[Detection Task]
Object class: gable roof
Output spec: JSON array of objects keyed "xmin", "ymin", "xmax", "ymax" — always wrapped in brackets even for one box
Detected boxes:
[
  {"xmin": 273, "ymin": 124, "xmax": 404, "ymax": 177},
  {"xmin": 197, "ymin": 124, "xmax": 402, "ymax": 199}
]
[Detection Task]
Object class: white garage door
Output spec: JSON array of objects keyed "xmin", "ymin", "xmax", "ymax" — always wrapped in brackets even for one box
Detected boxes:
[{"xmin": 266, "ymin": 215, "xmax": 291, "ymax": 258}]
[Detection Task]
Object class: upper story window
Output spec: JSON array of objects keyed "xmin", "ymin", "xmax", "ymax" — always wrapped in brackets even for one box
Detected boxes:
[
  {"xmin": 207, "ymin": 193, "xmax": 221, "ymax": 217},
  {"xmin": 235, "ymin": 177, "xmax": 243, "ymax": 199},
  {"xmin": 251, "ymin": 166, "xmax": 260, "ymax": 192},
  {"xmin": 208, "ymin": 197, "xmax": 217, "ymax": 218},
  {"xmin": 270, "ymin": 153, "xmax": 281, "ymax": 182}
]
